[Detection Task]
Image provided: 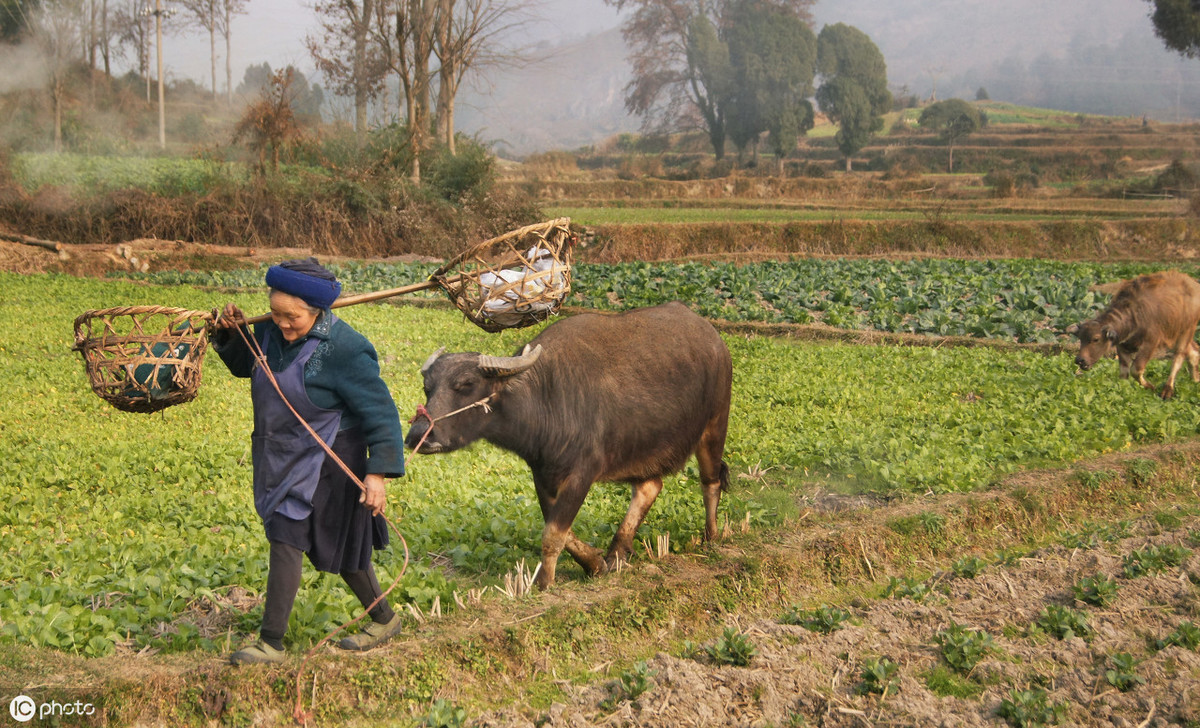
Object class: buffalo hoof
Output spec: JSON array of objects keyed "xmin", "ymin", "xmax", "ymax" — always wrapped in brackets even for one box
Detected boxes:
[
  {"xmin": 585, "ymin": 560, "xmax": 609, "ymax": 578},
  {"xmin": 1161, "ymin": 386, "xmax": 1175, "ymax": 400}
]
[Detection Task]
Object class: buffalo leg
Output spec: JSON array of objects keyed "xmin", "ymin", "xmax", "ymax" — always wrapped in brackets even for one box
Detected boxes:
[
  {"xmin": 605, "ymin": 477, "xmax": 663, "ymax": 567},
  {"xmin": 1162, "ymin": 351, "xmax": 1184, "ymax": 399},
  {"xmin": 1189, "ymin": 341, "xmax": 1200, "ymax": 383},
  {"xmin": 535, "ymin": 476, "xmax": 605, "ymax": 589},
  {"xmin": 1162, "ymin": 333, "xmax": 1198, "ymax": 399},
  {"xmin": 1131, "ymin": 348, "xmax": 1155, "ymax": 391},
  {"xmin": 695, "ymin": 414, "xmax": 730, "ymax": 541}
]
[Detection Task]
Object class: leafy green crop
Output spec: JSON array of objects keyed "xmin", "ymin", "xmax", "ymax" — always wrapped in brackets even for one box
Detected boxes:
[
  {"xmin": 1103, "ymin": 652, "xmax": 1145, "ymax": 692},
  {"xmin": 1072, "ymin": 574, "xmax": 1120, "ymax": 607},
  {"xmin": 6, "ymin": 270, "xmax": 1200, "ymax": 659},
  {"xmin": 857, "ymin": 657, "xmax": 900, "ymax": 695},
  {"xmin": 1122, "ymin": 544, "xmax": 1193, "ymax": 578},
  {"xmin": 935, "ymin": 622, "xmax": 994, "ymax": 674},
  {"xmin": 1034, "ymin": 606, "xmax": 1091, "ymax": 641},
  {"xmin": 779, "ymin": 604, "xmax": 852, "ymax": 633},
  {"xmin": 119, "ymin": 257, "xmax": 1200, "ymax": 345},
  {"xmin": 998, "ymin": 688, "xmax": 1067, "ymax": 727},
  {"xmin": 702, "ymin": 627, "xmax": 758, "ymax": 666}
]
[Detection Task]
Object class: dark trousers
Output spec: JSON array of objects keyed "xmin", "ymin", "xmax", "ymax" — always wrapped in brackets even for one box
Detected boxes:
[{"xmin": 259, "ymin": 540, "xmax": 395, "ymax": 648}]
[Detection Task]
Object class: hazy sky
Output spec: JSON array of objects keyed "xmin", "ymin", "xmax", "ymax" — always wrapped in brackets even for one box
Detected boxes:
[{"xmin": 166, "ymin": 0, "xmax": 625, "ymax": 89}]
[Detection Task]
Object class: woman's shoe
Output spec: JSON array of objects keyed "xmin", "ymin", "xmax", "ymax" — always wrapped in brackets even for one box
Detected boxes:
[
  {"xmin": 229, "ymin": 640, "xmax": 285, "ymax": 665},
  {"xmin": 338, "ymin": 613, "xmax": 404, "ymax": 651}
]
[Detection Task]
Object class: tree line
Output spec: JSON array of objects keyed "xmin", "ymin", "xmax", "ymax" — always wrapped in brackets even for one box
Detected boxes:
[
  {"xmin": 0, "ymin": 0, "xmax": 533, "ymax": 181},
  {"xmin": 603, "ymin": 0, "xmax": 890, "ymax": 171}
]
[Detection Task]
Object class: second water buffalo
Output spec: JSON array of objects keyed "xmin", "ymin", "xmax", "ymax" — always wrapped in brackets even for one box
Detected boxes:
[
  {"xmin": 405, "ymin": 302, "xmax": 733, "ymax": 588},
  {"xmin": 1070, "ymin": 270, "xmax": 1200, "ymax": 399}
]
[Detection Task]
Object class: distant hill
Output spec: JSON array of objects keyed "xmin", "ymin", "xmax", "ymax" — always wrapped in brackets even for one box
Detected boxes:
[{"xmin": 454, "ymin": 0, "xmax": 1200, "ymax": 156}]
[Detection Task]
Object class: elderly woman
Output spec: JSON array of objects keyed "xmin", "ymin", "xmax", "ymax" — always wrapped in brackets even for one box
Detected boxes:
[{"xmin": 212, "ymin": 258, "xmax": 406, "ymax": 665}]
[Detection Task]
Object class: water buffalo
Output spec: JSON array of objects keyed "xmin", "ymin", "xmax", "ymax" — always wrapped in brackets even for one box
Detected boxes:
[
  {"xmin": 405, "ymin": 302, "xmax": 733, "ymax": 588},
  {"xmin": 1069, "ymin": 270, "xmax": 1200, "ymax": 399}
]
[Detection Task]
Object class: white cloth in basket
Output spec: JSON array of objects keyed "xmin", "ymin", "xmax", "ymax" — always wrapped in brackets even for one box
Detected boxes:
[{"xmin": 479, "ymin": 246, "xmax": 566, "ymax": 324}]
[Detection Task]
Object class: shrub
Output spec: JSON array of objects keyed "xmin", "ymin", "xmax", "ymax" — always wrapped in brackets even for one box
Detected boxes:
[
  {"xmin": 1124, "ymin": 457, "xmax": 1158, "ymax": 485},
  {"xmin": 425, "ymin": 135, "xmax": 496, "ymax": 204},
  {"xmin": 1153, "ymin": 159, "xmax": 1198, "ymax": 197}
]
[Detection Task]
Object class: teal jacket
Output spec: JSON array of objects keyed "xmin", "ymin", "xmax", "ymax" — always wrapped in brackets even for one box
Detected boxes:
[{"xmin": 212, "ymin": 312, "xmax": 405, "ymax": 477}]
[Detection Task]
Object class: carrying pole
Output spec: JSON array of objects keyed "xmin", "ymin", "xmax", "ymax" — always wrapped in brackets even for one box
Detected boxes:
[{"xmin": 244, "ymin": 275, "xmax": 459, "ymax": 324}]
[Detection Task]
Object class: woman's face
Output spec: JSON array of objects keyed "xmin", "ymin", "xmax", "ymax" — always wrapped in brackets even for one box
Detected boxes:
[{"xmin": 269, "ymin": 291, "xmax": 319, "ymax": 342}]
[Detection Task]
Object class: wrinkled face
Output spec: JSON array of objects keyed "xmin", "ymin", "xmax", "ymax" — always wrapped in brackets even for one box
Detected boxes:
[
  {"xmin": 405, "ymin": 353, "xmax": 495, "ymax": 454},
  {"xmin": 1073, "ymin": 320, "xmax": 1116, "ymax": 371},
  {"xmin": 269, "ymin": 291, "xmax": 319, "ymax": 342}
]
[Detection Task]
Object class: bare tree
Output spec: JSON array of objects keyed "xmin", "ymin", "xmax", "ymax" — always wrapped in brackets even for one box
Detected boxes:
[
  {"xmin": 27, "ymin": 0, "xmax": 85, "ymax": 151},
  {"xmin": 179, "ymin": 0, "xmax": 220, "ymax": 100},
  {"xmin": 113, "ymin": 0, "xmax": 151, "ymax": 100},
  {"xmin": 217, "ymin": 0, "xmax": 247, "ymax": 105},
  {"xmin": 307, "ymin": 0, "xmax": 388, "ymax": 144},
  {"xmin": 99, "ymin": 0, "xmax": 113, "ymax": 76},
  {"xmin": 369, "ymin": 0, "xmax": 436, "ymax": 179},
  {"xmin": 602, "ymin": 0, "xmax": 814, "ymax": 158},
  {"xmin": 405, "ymin": 0, "xmax": 436, "ymax": 177},
  {"xmin": 432, "ymin": 0, "xmax": 535, "ymax": 154}
]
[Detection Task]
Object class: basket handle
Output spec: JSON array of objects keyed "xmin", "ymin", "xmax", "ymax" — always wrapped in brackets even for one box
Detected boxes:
[
  {"xmin": 243, "ymin": 276, "xmax": 459, "ymax": 324},
  {"xmin": 431, "ymin": 217, "xmax": 572, "ymax": 279}
]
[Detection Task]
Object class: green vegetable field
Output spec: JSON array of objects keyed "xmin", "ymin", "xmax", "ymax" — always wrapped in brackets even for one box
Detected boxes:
[
  {"xmin": 4, "ymin": 268, "xmax": 1200, "ymax": 662},
  {"xmin": 125, "ymin": 257, "xmax": 1199, "ymax": 343}
]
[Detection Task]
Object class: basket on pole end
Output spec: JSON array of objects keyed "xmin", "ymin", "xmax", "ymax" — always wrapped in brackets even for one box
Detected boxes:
[
  {"xmin": 72, "ymin": 305, "xmax": 215, "ymax": 414},
  {"xmin": 431, "ymin": 217, "xmax": 575, "ymax": 333}
]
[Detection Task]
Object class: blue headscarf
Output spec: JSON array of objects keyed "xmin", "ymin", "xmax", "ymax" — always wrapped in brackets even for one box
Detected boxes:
[{"xmin": 265, "ymin": 257, "xmax": 341, "ymax": 309}]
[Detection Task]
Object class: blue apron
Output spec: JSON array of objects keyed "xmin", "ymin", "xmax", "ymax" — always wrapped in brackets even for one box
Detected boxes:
[{"xmin": 251, "ymin": 325, "xmax": 342, "ymax": 527}]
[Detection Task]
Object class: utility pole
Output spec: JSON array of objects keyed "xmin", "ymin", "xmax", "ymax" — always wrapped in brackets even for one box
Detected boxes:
[{"xmin": 141, "ymin": 0, "xmax": 174, "ymax": 149}]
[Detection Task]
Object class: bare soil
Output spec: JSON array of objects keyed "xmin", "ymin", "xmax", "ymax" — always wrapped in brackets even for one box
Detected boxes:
[{"xmin": 476, "ymin": 519, "xmax": 1200, "ymax": 728}]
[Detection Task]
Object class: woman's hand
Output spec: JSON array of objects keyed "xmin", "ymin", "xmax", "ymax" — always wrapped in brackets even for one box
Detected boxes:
[
  {"xmin": 214, "ymin": 303, "xmax": 246, "ymax": 329},
  {"xmin": 360, "ymin": 473, "xmax": 387, "ymax": 516}
]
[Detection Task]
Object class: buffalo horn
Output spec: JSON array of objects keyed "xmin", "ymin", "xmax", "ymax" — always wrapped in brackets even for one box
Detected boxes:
[
  {"xmin": 478, "ymin": 344, "xmax": 542, "ymax": 377},
  {"xmin": 421, "ymin": 346, "xmax": 446, "ymax": 374}
]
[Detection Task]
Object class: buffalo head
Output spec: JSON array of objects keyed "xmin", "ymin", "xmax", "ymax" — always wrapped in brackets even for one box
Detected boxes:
[
  {"xmin": 1069, "ymin": 320, "xmax": 1118, "ymax": 372},
  {"xmin": 405, "ymin": 344, "xmax": 542, "ymax": 454}
]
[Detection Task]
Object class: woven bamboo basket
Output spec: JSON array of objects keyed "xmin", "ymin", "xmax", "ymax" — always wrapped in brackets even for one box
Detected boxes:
[
  {"xmin": 72, "ymin": 219, "xmax": 575, "ymax": 413},
  {"xmin": 72, "ymin": 305, "xmax": 215, "ymax": 414},
  {"xmin": 430, "ymin": 217, "xmax": 575, "ymax": 333}
]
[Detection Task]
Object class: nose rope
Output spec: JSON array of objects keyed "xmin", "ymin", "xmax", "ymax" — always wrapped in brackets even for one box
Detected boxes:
[{"xmin": 408, "ymin": 394, "xmax": 496, "ymax": 453}]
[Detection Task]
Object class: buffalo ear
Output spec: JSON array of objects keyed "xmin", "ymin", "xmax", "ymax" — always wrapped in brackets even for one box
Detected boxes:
[{"xmin": 1104, "ymin": 328, "xmax": 1118, "ymax": 343}]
